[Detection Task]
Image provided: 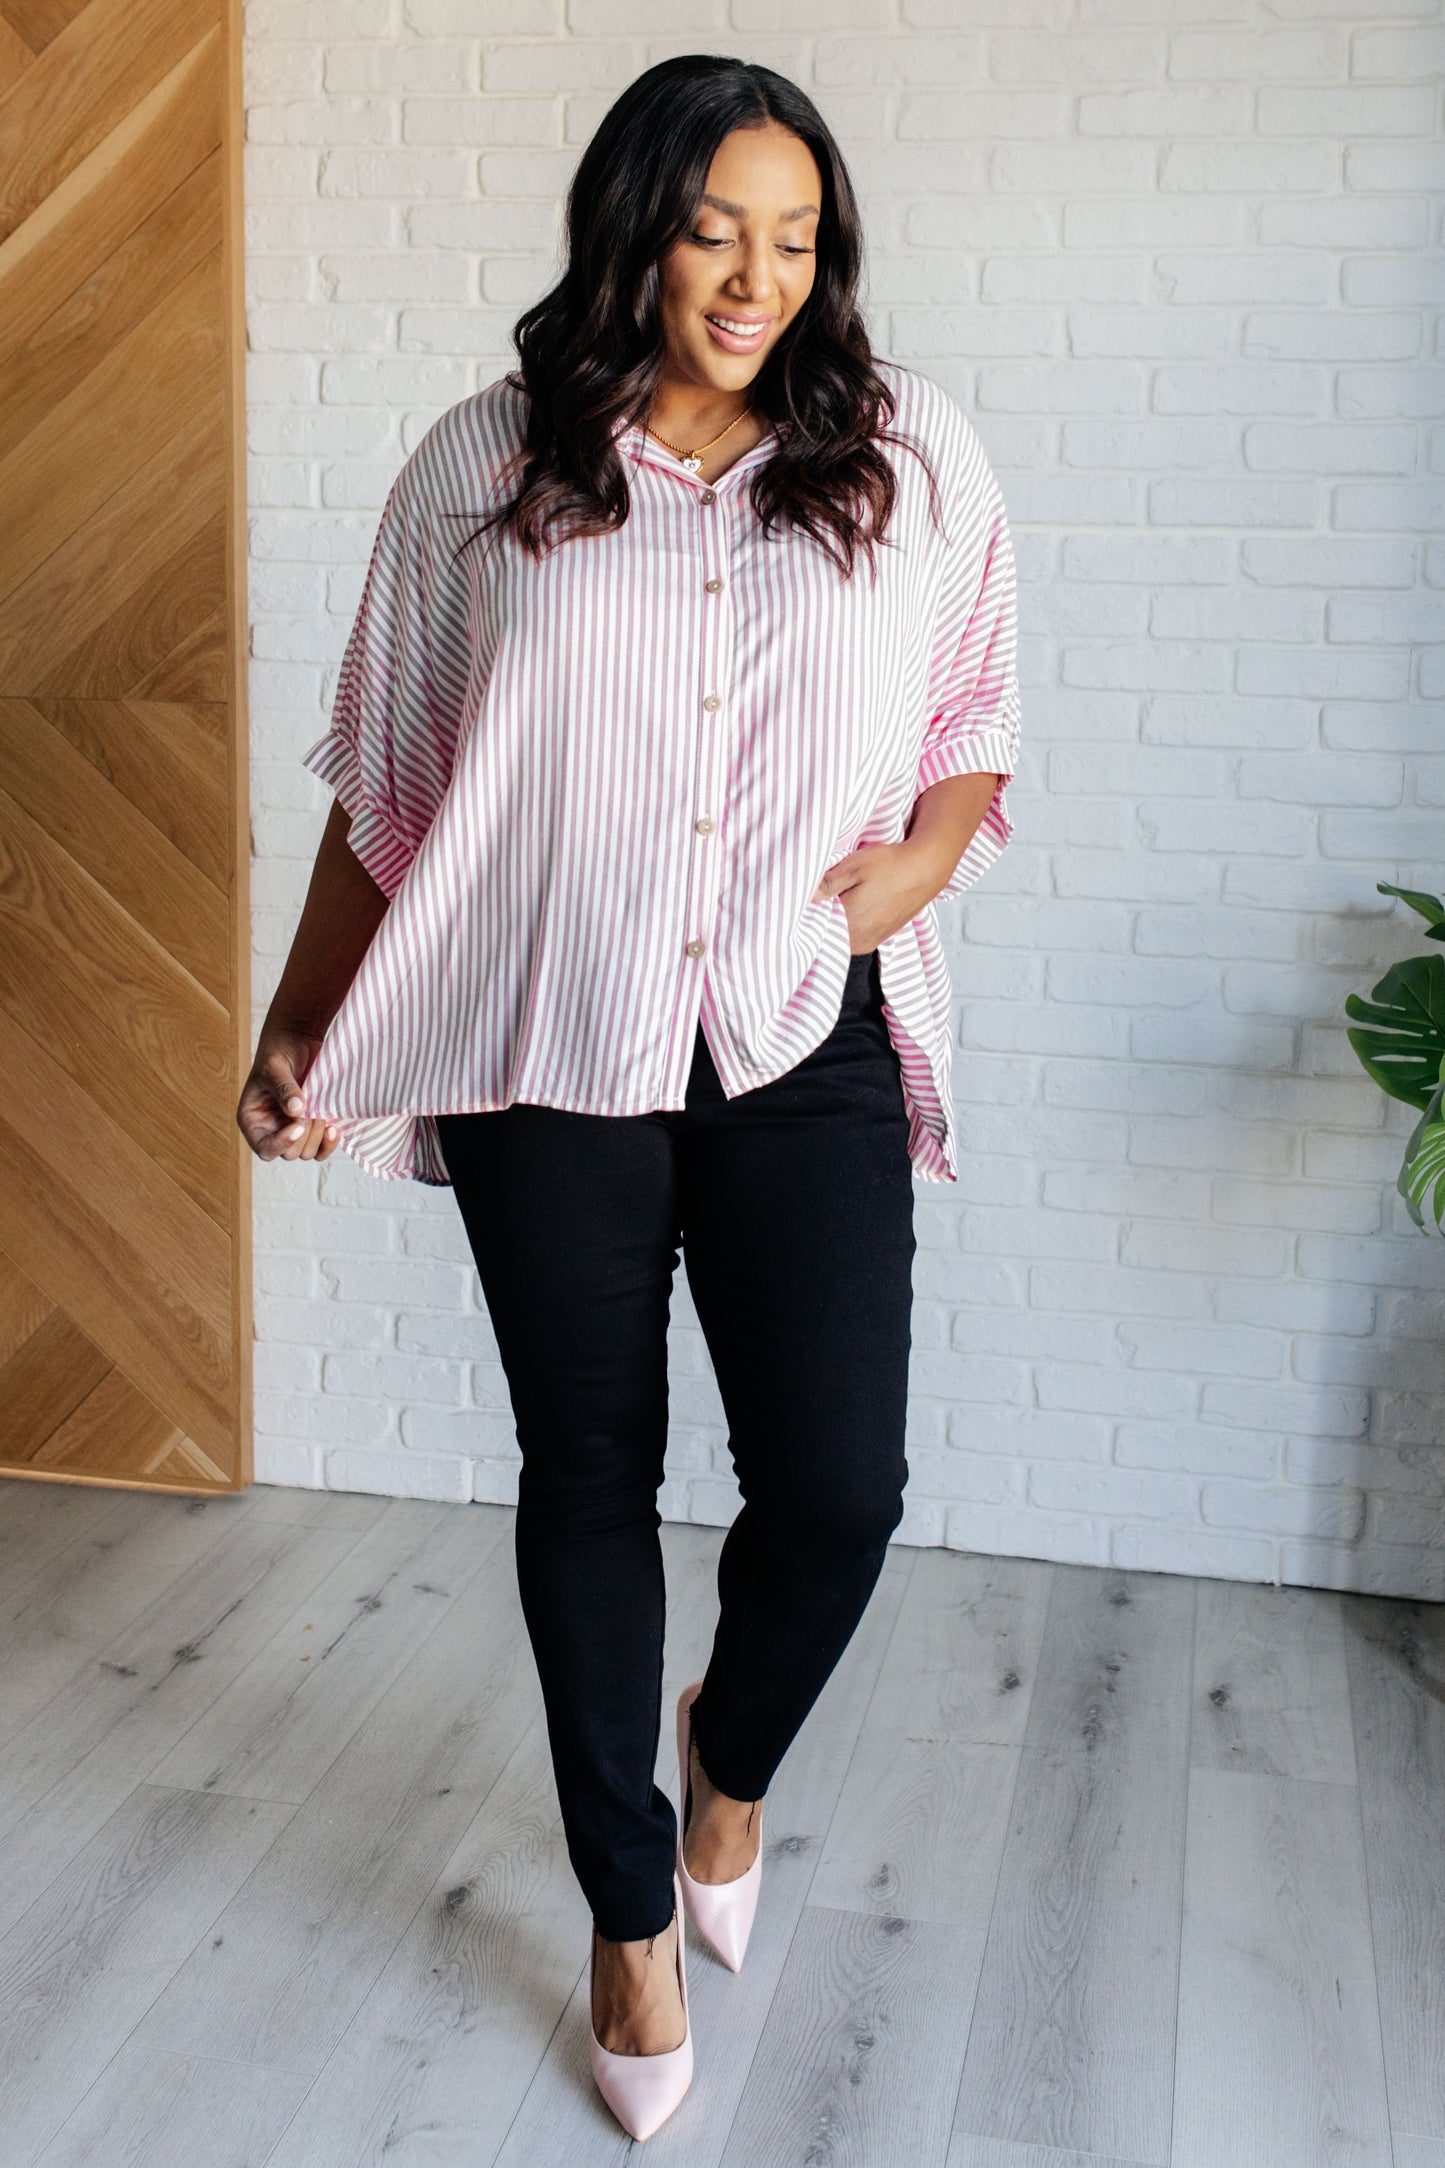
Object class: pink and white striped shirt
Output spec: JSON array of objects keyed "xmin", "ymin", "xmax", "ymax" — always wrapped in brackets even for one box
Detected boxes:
[{"xmin": 297, "ymin": 360, "xmax": 1021, "ymax": 1186}]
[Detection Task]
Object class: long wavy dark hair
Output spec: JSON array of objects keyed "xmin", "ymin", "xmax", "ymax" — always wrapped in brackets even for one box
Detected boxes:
[{"xmin": 452, "ymin": 54, "xmax": 940, "ymax": 582}]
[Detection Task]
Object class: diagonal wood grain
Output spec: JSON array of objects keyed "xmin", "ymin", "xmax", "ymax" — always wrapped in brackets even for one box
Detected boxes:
[
  {"xmin": 0, "ymin": 51, "xmax": 219, "ymax": 377},
  {"xmin": 28, "ymin": 1365, "xmax": 211, "ymax": 1480},
  {"xmin": 0, "ymin": 0, "xmax": 247, "ymax": 1496},
  {"xmin": 0, "ymin": 1010, "xmax": 233, "ymax": 1454},
  {"xmin": 0, "ymin": 101, "xmax": 221, "ymax": 435},
  {"xmin": 57, "ymin": 526, "xmax": 231, "ymax": 702},
  {"xmin": 0, "ymin": 0, "xmax": 215, "ymax": 242},
  {"xmin": 0, "ymin": 698, "xmax": 227, "ymax": 995},
  {"xmin": 0, "ymin": 1305, "xmax": 110, "ymax": 1463},
  {"xmin": 32, "ymin": 693, "xmax": 227, "ymax": 878},
  {"xmin": 0, "ymin": 251, "xmax": 223, "ymax": 599},
  {"xmin": 0, "ymin": 18, "xmax": 35, "ymax": 107},
  {"xmin": 0, "ymin": 1250, "xmax": 53, "ymax": 1365},
  {"xmin": 0, "ymin": 773, "xmax": 233, "ymax": 1202},
  {"xmin": 1, "ymin": 6, "xmax": 86, "ymax": 61},
  {"xmin": 0, "ymin": 391, "xmax": 223, "ymax": 689}
]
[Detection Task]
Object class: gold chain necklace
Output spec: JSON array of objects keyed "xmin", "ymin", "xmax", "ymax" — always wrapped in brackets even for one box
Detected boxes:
[{"xmin": 646, "ymin": 405, "xmax": 753, "ymax": 476}]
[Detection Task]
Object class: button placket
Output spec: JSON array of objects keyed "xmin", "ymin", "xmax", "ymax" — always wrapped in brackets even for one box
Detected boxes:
[{"xmin": 684, "ymin": 483, "xmax": 732, "ymax": 968}]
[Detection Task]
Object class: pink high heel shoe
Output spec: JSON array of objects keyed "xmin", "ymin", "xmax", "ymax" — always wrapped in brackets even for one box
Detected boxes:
[
  {"xmin": 675, "ymin": 1679, "xmax": 762, "ymax": 1972},
  {"xmin": 587, "ymin": 1873, "xmax": 692, "ymax": 2142}
]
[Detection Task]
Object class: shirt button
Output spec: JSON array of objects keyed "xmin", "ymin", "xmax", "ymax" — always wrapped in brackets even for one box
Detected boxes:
[
  {"xmin": 685, "ymin": 937, "xmax": 706, "ymax": 958},
  {"xmin": 695, "ymin": 816, "xmax": 714, "ymax": 834},
  {"xmin": 699, "ymin": 489, "xmax": 717, "ymax": 506},
  {"xmin": 702, "ymin": 692, "xmax": 721, "ymax": 711},
  {"xmin": 704, "ymin": 577, "xmax": 724, "ymax": 593}
]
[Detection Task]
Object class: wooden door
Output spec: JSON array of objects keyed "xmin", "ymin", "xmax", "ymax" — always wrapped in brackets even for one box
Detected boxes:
[{"xmin": 0, "ymin": 0, "xmax": 251, "ymax": 1492}]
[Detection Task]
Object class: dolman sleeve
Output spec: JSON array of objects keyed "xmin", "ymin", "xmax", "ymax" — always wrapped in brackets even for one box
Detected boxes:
[
  {"xmin": 300, "ymin": 454, "xmax": 471, "ymax": 901},
  {"xmin": 912, "ymin": 428, "xmax": 1023, "ymax": 902}
]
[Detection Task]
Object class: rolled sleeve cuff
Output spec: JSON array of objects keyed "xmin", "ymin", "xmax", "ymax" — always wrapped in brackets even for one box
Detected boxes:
[
  {"xmin": 913, "ymin": 724, "xmax": 1019, "ymax": 903},
  {"xmin": 914, "ymin": 721, "xmax": 1018, "ymax": 800},
  {"xmin": 301, "ymin": 727, "xmax": 414, "ymax": 901}
]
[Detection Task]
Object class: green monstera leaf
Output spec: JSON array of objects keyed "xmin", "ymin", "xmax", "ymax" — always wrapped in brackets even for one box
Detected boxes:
[
  {"xmin": 1399, "ymin": 1073, "xmax": 1445, "ymax": 1233},
  {"xmin": 1375, "ymin": 880, "xmax": 1445, "ymax": 940},
  {"xmin": 1346, "ymin": 883, "xmax": 1445, "ymax": 1235},
  {"xmin": 1345, "ymin": 951, "xmax": 1445, "ymax": 1112}
]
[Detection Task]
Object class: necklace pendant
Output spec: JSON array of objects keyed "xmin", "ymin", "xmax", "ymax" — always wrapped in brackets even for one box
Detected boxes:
[{"xmin": 681, "ymin": 454, "xmax": 703, "ymax": 474}]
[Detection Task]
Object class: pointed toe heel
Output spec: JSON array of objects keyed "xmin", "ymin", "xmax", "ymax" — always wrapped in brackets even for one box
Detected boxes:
[
  {"xmin": 587, "ymin": 1875, "xmax": 692, "ymax": 2142},
  {"xmin": 675, "ymin": 1679, "xmax": 762, "ymax": 1974}
]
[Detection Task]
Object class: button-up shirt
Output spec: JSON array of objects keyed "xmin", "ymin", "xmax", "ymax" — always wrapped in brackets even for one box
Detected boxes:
[{"xmin": 297, "ymin": 361, "xmax": 1021, "ymax": 1185}]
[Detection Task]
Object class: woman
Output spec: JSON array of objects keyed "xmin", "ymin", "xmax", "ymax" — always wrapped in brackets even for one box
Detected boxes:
[{"xmin": 239, "ymin": 53, "xmax": 1020, "ymax": 2143}]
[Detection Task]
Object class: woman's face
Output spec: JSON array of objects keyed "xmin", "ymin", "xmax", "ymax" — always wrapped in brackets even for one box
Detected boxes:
[{"xmin": 655, "ymin": 121, "xmax": 823, "ymax": 398}]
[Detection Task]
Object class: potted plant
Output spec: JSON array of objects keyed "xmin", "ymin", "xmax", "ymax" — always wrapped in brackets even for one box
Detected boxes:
[{"xmin": 1345, "ymin": 882, "xmax": 1445, "ymax": 1234}]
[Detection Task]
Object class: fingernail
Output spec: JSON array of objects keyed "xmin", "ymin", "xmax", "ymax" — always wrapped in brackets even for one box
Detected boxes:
[
  {"xmin": 286, "ymin": 1096, "xmax": 304, "ymax": 1114},
  {"xmin": 326, "ymin": 1125, "xmax": 337, "ymax": 1138},
  {"xmin": 288, "ymin": 1124, "xmax": 304, "ymax": 1139}
]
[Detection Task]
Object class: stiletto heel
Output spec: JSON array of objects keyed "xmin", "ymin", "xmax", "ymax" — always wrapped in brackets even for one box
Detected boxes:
[
  {"xmin": 675, "ymin": 1678, "xmax": 762, "ymax": 1972},
  {"xmin": 587, "ymin": 1873, "xmax": 692, "ymax": 2141}
]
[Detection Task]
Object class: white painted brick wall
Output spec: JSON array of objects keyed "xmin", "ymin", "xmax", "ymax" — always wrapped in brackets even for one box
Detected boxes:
[{"xmin": 245, "ymin": 0, "xmax": 1445, "ymax": 1598}]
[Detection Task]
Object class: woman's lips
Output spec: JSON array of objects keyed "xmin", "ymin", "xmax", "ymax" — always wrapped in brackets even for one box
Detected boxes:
[{"xmin": 703, "ymin": 312, "xmax": 775, "ymax": 354}]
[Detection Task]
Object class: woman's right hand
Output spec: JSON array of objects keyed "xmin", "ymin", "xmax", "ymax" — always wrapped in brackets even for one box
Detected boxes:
[{"xmin": 237, "ymin": 1027, "xmax": 341, "ymax": 1164}]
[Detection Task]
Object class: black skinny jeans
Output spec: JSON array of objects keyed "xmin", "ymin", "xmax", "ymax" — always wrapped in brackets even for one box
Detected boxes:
[{"xmin": 435, "ymin": 950, "xmax": 917, "ymax": 1942}]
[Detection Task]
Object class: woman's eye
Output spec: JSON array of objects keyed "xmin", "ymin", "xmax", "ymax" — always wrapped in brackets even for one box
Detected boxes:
[{"xmin": 688, "ymin": 232, "xmax": 812, "ymax": 254}]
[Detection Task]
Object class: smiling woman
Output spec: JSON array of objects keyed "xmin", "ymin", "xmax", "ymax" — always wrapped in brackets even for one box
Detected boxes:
[
  {"xmin": 652, "ymin": 130, "xmax": 820, "ymax": 418},
  {"xmin": 243, "ymin": 51, "xmax": 1020, "ymax": 2143},
  {"xmin": 461, "ymin": 54, "xmax": 935, "ymax": 579}
]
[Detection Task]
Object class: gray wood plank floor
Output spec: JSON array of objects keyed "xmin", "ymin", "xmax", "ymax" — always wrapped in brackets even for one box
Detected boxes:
[{"xmin": 1, "ymin": 1476, "xmax": 1439, "ymax": 2168}]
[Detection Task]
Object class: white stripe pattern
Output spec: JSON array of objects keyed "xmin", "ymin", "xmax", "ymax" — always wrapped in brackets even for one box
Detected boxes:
[{"xmin": 298, "ymin": 360, "xmax": 1021, "ymax": 1186}]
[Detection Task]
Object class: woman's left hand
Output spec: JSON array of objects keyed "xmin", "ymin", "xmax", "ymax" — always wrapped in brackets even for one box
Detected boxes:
[{"xmin": 811, "ymin": 838, "xmax": 955, "ymax": 953}]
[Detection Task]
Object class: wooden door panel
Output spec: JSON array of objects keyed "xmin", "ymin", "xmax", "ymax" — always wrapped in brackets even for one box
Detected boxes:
[
  {"xmin": 0, "ymin": 1012, "xmax": 234, "ymax": 1453},
  {"xmin": 0, "ymin": 0, "xmax": 217, "ymax": 242},
  {"xmin": 0, "ymin": 149, "xmax": 222, "ymax": 457},
  {"xmin": 0, "ymin": 43, "xmax": 221, "ymax": 375},
  {"xmin": 0, "ymin": 257, "xmax": 224, "ymax": 596},
  {"xmin": 0, "ymin": 0, "xmax": 249, "ymax": 1493},
  {"xmin": 0, "ymin": 394, "xmax": 224, "ymax": 685},
  {"xmin": 0, "ymin": 780, "xmax": 232, "ymax": 1211},
  {"xmin": 0, "ymin": 699, "xmax": 228, "ymax": 994},
  {"xmin": 27, "ymin": 691, "xmax": 230, "ymax": 882}
]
